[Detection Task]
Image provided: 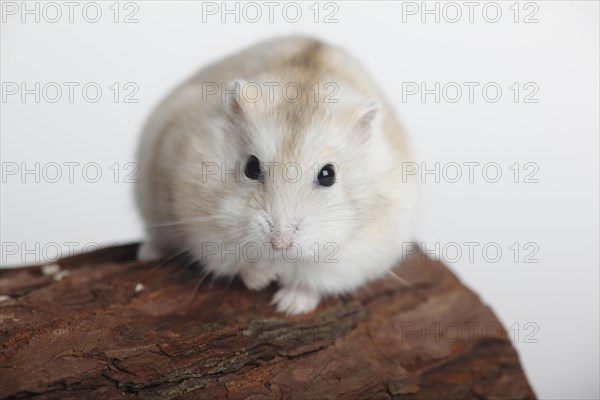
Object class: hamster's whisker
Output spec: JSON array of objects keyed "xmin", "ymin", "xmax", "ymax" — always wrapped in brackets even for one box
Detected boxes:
[
  {"xmin": 148, "ymin": 249, "xmax": 196, "ymax": 289},
  {"xmin": 322, "ymin": 217, "xmax": 408, "ymax": 226},
  {"xmin": 187, "ymin": 266, "xmax": 213, "ymax": 304},
  {"xmin": 223, "ymin": 274, "xmax": 237, "ymax": 290},
  {"xmin": 386, "ymin": 269, "xmax": 412, "ymax": 287},
  {"xmin": 146, "ymin": 221, "xmax": 196, "ymax": 228},
  {"xmin": 318, "ymin": 215, "xmax": 412, "ymax": 223},
  {"xmin": 146, "ymin": 215, "xmax": 229, "ymax": 228},
  {"xmin": 166, "ymin": 250, "xmax": 199, "ymax": 283},
  {"xmin": 136, "ymin": 244, "xmax": 195, "ymax": 288},
  {"xmin": 349, "ymin": 244, "xmax": 391, "ymax": 269},
  {"xmin": 350, "ymin": 245, "xmax": 412, "ymax": 288},
  {"xmin": 218, "ymin": 228, "xmax": 251, "ymax": 242}
]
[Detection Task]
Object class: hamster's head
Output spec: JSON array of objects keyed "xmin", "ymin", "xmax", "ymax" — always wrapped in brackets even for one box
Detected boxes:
[{"xmin": 179, "ymin": 79, "xmax": 396, "ymax": 264}]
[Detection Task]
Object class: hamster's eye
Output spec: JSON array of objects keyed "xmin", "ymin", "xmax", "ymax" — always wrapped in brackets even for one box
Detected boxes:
[
  {"xmin": 317, "ymin": 164, "xmax": 336, "ymax": 187},
  {"xmin": 244, "ymin": 155, "xmax": 264, "ymax": 180}
]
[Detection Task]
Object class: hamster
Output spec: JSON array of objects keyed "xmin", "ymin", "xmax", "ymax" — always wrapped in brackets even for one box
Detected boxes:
[{"xmin": 135, "ymin": 36, "xmax": 418, "ymax": 314}]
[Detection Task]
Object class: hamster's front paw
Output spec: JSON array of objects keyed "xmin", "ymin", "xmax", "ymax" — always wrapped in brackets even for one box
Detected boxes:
[
  {"xmin": 240, "ymin": 264, "xmax": 277, "ymax": 291},
  {"xmin": 271, "ymin": 286, "xmax": 320, "ymax": 315}
]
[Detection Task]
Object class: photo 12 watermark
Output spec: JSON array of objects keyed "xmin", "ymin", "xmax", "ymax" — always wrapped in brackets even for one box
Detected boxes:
[
  {"xmin": 400, "ymin": 82, "xmax": 540, "ymax": 104},
  {"xmin": 402, "ymin": 161, "xmax": 540, "ymax": 184},
  {"xmin": 1, "ymin": 241, "xmax": 110, "ymax": 264},
  {"xmin": 1, "ymin": 1, "xmax": 140, "ymax": 23},
  {"xmin": 200, "ymin": 1, "xmax": 340, "ymax": 24},
  {"xmin": 199, "ymin": 241, "xmax": 340, "ymax": 264},
  {"xmin": 2, "ymin": 82, "xmax": 140, "ymax": 104},
  {"xmin": 398, "ymin": 320, "xmax": 540, "ymax": 344},
  {"xmin": 202, "ymin": 81, "xmax": 339, "ymax": 104},
  {"xmin": 402, "ymin": 241, "xmax": 541, "ymax": 264},
  {"xmin": 400, "ymin": 1, "xmax": 540, "ymax": 24},
  {"xmin": 1, "ymin": 161, "xmax": 139, "ymax": 184},
  {"xmin": 200, "ymin": 161, "xmax": 339, "ymax": 184}
]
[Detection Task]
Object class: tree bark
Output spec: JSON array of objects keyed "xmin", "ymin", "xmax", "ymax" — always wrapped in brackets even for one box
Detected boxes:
[{"xmin": 0, "ymin": 244, "xmax": 535, "ymax": 399}]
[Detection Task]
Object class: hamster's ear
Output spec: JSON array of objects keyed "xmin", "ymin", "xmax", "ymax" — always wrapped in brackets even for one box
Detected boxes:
[
  {"xmin": 352, "ymin": 101, "xmax": 380, "ymax": 142},
  {"xmin": 224, "ymin": 79, "xmax": 248, "ymax": 117}
]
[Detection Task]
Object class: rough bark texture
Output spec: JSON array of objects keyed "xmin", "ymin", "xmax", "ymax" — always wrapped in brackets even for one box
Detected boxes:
[{"xmin": 0, "ymin": 244, "xmax": 535, "ymax": 399}]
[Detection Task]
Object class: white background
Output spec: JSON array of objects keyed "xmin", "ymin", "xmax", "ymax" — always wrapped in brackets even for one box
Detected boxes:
[{"xmin": 1, "ymin": 1, "xmax": 598, "ymax": 398}]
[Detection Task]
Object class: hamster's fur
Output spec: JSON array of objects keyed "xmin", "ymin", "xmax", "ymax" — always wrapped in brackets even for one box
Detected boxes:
[{"xmin": 135, "ymin": 36, "xmax": 418, "ymax": 314}]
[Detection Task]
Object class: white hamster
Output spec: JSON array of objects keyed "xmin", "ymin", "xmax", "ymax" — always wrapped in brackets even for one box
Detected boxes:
[{"xmin": 135, "ymin": 36, "xmax": 418, "ymax": 314}]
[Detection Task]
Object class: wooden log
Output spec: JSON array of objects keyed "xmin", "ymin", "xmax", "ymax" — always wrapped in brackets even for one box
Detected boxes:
[{"xmin": 0, "ymin": 244, "xmax": 535, "ymax": 399}]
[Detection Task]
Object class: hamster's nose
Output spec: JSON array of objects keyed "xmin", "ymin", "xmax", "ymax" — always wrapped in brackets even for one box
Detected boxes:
[{"xmin": 270, "ymin": 233, "xmax": 293, "ymax": 250}]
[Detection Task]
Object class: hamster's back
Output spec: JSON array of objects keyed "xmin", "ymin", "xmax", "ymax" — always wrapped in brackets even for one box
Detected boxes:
[{"xmin": 187, "ymin": 36, "xmax": 375, "ymax": 94}]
